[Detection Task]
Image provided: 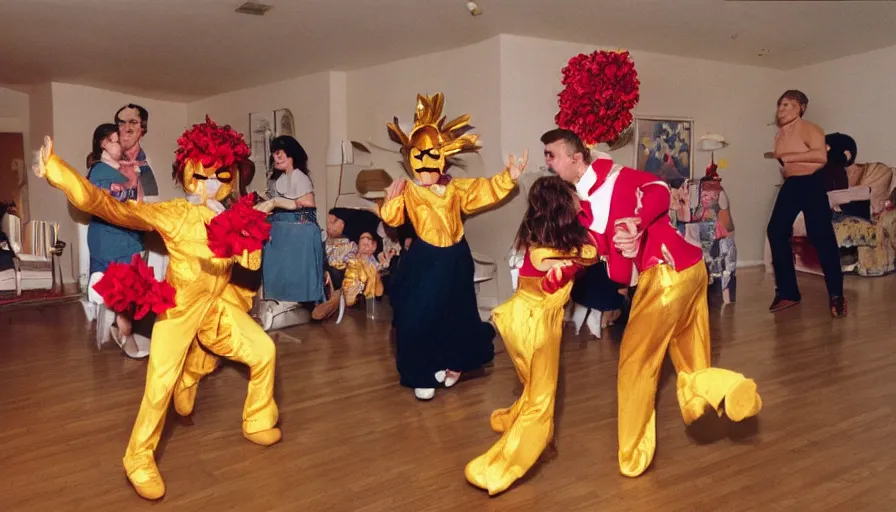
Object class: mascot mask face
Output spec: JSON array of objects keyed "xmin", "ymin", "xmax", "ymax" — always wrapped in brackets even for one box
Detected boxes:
[
  {"xmin": 182, "ymin": 160, "xmax": 234, "ymax": 202},
  {"xmin": 173, "ymin": 116, "xmax": 250, "ymax": 203},
  {"xmin": 386, "ymin": 93, "xmax": 480, "ymax": 181}
]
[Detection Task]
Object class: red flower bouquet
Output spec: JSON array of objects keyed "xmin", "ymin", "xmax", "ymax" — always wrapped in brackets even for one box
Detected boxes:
[
  {"xmin": 555, "ymin": 50, "xmax": 640, "ymax": 146},
  {"xmin": 92, "ymin": 254, "xmax": 176, "ymax": 319},
  {"xmin": 206, "ymin": 194, "xmax": 271, "ymax": 258}
]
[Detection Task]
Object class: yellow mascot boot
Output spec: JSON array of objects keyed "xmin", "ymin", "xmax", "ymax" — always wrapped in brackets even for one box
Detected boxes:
[
  {"xmin": 124, "ymin": 455, "xmax": 166, "ymax": 500},
  {"xmin": 244, "ymin": 427, "xmax": 282, "ymax": 446},
  {"xmin": 676, "ymin": 368, "xmax": 763, "ymax": 425}
]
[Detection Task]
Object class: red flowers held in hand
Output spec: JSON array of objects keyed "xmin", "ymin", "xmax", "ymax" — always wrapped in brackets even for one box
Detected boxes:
[
  {"xmin": 92, "ymin": 254, "xmax": 176, "ymax": 319},
  {"xmin": 206, "ymin": 194, "xmax": 271, "ymax": 258},
  {"xmin": 555, "ymin": 50, "xmax": 640, "ymax": 146}
]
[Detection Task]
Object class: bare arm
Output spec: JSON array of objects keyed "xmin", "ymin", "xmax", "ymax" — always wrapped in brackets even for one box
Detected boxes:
[{"xmin": 778, "ymin": 123, "xmax": 827, "ymax": 165}]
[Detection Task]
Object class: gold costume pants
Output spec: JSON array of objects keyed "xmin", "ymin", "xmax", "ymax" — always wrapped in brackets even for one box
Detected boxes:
[
  {"xmin": 617, "ymin": 263, "xmax": 761, "ymax": 477},
  {"xmin": 465, "ymin": 278, "xmax": 571, "ymax": 495},
  {"xmin": 122, "ymin": 294, "xmax": 278, "ymax": 475}
]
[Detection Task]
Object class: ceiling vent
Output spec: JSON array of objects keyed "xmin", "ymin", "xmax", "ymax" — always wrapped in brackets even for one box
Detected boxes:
[{"xmin": 235, "ymin": 1, "xmax": 273, "ymax": 16}]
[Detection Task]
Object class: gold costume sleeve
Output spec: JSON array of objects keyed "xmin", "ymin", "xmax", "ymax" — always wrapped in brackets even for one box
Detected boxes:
[
  {"xmin": 45, "ymin": 154, "xmax": 186, "ymax": 238},
  {"xmin": 529, "ymin": 244, "xmax": 599, "ymax": 270},
  {"xmin": 379, "ymin": 195, "xmax": 407, "ymax": 227},
  {"xmin": 454, "ymin": 167, "xmax": 517, "ymax": 214}
]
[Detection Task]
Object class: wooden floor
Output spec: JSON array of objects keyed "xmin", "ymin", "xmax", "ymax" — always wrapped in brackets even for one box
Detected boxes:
[{"xmin": 1, "ymin": 267, "xmax": 894, "ymax": 511}]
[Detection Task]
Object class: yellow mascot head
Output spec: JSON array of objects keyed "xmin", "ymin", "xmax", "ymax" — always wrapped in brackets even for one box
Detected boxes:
[
  {"xmin": 386, "ymin": 93, "xmax": 480, "ymax": 180},
  {"xmin": 172, "ymin": 115, "xmax": 251, "ymax": 202}
]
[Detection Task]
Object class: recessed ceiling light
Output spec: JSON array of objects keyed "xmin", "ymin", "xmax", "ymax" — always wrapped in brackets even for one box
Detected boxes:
[{"xmin": 235, "ymin": 1, "xmax": 273, "ymax": 16}]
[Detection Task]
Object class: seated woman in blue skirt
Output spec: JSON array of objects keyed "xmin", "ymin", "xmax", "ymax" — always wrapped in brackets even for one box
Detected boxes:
[{"xmin": 255, "ymin": 136, "xmax": 325, "ymax": 330}]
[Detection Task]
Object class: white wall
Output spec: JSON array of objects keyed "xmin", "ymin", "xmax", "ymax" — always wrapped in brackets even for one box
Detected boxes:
[
  {"xmin": 0, "ymin": 85, "xmax": 30, "ymax": 223},
  {"xmin": 784, "ymin": 44, "xmax": 896, "ymax": 165},
  {"xmin": 0, "ymin": 85, "xmax": 29, "ymax": 135},
  {"xmin": 187, "ymin": 71, "xmax": 333, "ymax": 224}
]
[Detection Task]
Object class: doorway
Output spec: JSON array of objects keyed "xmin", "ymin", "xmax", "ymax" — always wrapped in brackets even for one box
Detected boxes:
[{"xmin": 0, "ymin": 132, "xmax": 28, "ymax": 225}]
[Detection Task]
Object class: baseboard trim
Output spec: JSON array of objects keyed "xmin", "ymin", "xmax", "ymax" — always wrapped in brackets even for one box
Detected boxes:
[{"xmin": 737, "ymin": 260, "xmax": 765, "ymax": 268}]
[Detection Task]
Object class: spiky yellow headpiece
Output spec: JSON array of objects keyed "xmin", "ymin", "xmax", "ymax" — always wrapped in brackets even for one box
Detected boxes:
[{"xmin": 386, "ymin": 93, "xmax": 480, "ymax": 179}]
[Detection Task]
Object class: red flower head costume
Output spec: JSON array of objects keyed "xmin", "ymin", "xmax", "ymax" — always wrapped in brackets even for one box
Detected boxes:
[
  {"xmin": 555, "ymin": 50, "xmax": 640, "ymax": 147},
  {"xmin": 33, "ymin": 116, "xmax": 280, "ymax": 502},
  {"xmin": 555, "ymin": 51, "xmax": 762, "ymax": 480}
]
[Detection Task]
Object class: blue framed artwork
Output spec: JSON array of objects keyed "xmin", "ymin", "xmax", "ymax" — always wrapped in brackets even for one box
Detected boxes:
[{"xmin": 634, "ymin": 116, "xmax": 694, "ymax": 187}]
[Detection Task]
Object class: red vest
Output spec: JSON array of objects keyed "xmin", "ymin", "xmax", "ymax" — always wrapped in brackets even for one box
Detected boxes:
[{"xmin": 578, "ymin": 159, "xmax": 703, "ymax": 286}]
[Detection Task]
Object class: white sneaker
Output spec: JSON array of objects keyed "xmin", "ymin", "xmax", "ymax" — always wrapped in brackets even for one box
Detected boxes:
[
  {"xmin": 444, "ymin": 371, "xmax": 460, "ymax": 388},
  {"xmin": 414, "ymin": 388, "xmax": 435, "ymax": 400},
  {"xmin": 585, "ymin": 310, "xmax": 603, "ymax": 339}
]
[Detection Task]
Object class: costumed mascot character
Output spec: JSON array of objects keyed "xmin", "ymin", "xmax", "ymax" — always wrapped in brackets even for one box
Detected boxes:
[
  {"xmin": 576, "ymin": 152, "xmax": 763, "ymax": 477},
  {"xmin": 379, "ymin": 92, "xmax": 527, "ymax": 400},
  {"xmin": 552, "ymin": 49, "xmax": 762, "ymax": 477},
  {"xmin": 32, "ymin": 116, "xmax": 281, "ymax": 501}
]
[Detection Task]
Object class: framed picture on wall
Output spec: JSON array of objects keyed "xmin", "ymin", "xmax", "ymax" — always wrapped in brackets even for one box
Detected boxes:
[
  {"xmin": 633, "ymin": 116, "xmax": 694, "ymax": 187},
  {"xmin": 274, "ymin": 108, "xmax": 295, "ymax": 138},
  {"xmin": 248, "ymin": 111, "xmax": 274, "ymax": 178}
]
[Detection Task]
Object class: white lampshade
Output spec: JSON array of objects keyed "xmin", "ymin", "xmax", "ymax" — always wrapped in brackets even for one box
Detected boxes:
[
  {"xmin": 326, "ymin": 140, "xmax": 354, "ymax": 165},
  {"xmin": 698, "ymin": 133, "xmax": 729, "ymax": 152}
]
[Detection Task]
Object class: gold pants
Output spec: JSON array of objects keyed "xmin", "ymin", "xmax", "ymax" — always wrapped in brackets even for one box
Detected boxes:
[
  {"xmin": 122, "ymin": 289, "xmax": 278, "ymax": 475},
  {"xmin": 617, "ymin": 263, "xmax": 761, "ymax": 477},
  {"xmin": 465, "ymin": 277, "xmax": 571, "ymax": 495}
]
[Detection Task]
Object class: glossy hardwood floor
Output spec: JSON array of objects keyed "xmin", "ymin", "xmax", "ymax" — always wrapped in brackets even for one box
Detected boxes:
[{"xmin": 1, "ymin": 267, "xmax": 894, "ymax": 511}]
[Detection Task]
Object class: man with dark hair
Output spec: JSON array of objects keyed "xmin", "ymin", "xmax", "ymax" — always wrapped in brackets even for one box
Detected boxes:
[
  {"xmin": 540, "ymin": 128, "xmax": 624, "ymax": 337},
  {"xmin": 764, "ymin": 90, "xmax": 846, "ymax": 317},
  {"xmin": 115, "ymin": 104, "xmax": 159, "ymax": 199},
  {"xmin": 546, "ymin": 126, "xmax": 762, "ymax": 479}
]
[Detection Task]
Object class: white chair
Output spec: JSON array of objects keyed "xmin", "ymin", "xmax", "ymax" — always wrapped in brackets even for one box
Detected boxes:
[
  {"xmin": 472, "ymin": 251, "xmax": 498, "ymax": 321},
  {"xmin": 0, "ymin": 214, "xmax": 59, "ymax": 295}
]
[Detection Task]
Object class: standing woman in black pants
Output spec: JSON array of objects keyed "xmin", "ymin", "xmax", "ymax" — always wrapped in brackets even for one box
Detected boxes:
[{"xmin": 764, "ymin": 90, "xmax": 847, "ymax": 318}]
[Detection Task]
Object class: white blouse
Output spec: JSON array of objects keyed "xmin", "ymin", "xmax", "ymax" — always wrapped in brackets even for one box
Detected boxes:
[{"xmin": 275, "ymin": 170, "xmax": 314, "ymax": 199}]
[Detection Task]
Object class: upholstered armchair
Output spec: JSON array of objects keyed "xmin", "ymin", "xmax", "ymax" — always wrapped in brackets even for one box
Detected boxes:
[
  {"xmin": 779, "ymin": 162, "xmax": 896, "ymax": 277},
  {"xmin": 0, "ymin": 213, "xmax": 64, "ymax": 296}
]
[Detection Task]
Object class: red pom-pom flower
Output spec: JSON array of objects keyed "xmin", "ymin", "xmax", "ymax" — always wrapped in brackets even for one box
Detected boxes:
[
  {"xmin": 555, "ymin": 50, "xmax": 640, "ymax": 146},
  {"xmin": 92, "ymin": 254, "xmax": 176, "ymax": 319},
  {"xmin": 206, "ymin": 194, "xmax": 272, "ymax": 258}
]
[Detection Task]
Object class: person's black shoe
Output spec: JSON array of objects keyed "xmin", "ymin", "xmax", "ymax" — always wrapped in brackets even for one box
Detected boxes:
[
  {"xmin": 769, "ymin": 294, "xmax": 800, "ymax": 312},
  {"xmin": 830, "ymin": 295, "xmax": 847, "ymax": 318}
]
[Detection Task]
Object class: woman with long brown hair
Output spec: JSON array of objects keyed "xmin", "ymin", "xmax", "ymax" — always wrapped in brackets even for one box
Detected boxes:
[{"xmin": 465, "ymin": 175, "xmax": 599, "ymax": 495}]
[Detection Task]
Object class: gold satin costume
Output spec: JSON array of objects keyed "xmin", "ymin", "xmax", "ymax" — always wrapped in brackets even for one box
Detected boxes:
[
  {"xmin": 379, "ymin": 169, "xmax": 517, "ymax": 246},
  {"xmin": 617, "ymin": 262, "xmax": 762, "ymax": 477},
  {"xmin": 342, "ymin": 255, "xmax": 384, "ymax": 306},
  {"xmin": 380, "ymin": 92, "xmax": 520, "ymax": 392},
  {"xmin": 466, "ymin": 245, "xmax": 598, "ymax": 495},
  {"xmin": 37, "ymin": 138, "xmax": 279, "ymax": 501}
]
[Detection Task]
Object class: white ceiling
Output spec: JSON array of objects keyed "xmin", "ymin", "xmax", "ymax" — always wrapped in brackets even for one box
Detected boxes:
[{"xmin": 2, "ymin": 0, "xmax": 895, "ymax": 102}]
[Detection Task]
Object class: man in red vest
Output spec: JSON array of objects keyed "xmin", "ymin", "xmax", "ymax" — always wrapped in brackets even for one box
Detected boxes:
[{"xmin": 541, "ymin": 128, "xmax": 763, "ymax": 477}]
